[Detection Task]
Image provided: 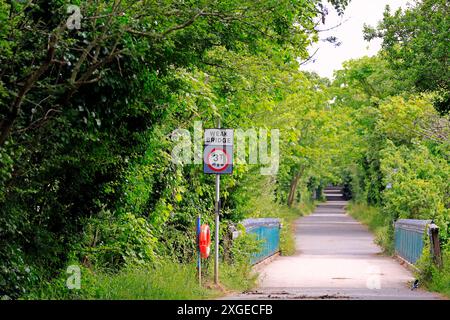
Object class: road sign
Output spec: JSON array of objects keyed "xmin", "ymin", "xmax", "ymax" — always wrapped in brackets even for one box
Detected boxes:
[
  {"xmin": 206, "ymin": 147, "xmax": 230, "ymax": 172},
  {"xmin": 204, "ymin": 129, "xmax": 234, "ymax": 146},
  {"xmin": 204, "ymin": 125, "xmax": 233, "ymax": 285},
  {"xmin": 203, "ymin": 129, "xmax": 233, "ymax": 174}
]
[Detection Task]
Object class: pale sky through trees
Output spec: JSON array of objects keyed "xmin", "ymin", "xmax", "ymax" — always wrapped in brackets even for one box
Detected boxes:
[{"xmin": 300, "ymin": 0, "xmax": 412, "ymax": 79}]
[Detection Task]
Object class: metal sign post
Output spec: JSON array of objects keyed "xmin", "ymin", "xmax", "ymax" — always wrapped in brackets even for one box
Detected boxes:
[
  {"xmin": 197, "ymin": 215, "xmax": 201, "ymax": 286},
  {"xmin": 214, "ymin": 120, "xmax": 220, "ymax": 285},
  {"xmin": 203, "ymin": 121, "xmax": 233, "ymax": 285},
  {"xmin": 214, "ymin": 173, "xmax": 220, "ymax": 284}
]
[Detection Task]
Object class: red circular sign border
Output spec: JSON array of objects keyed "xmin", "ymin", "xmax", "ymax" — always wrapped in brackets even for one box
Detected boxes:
[{"xmin": 206, "ymin": 147, "xmax": 231, "ymax": 172}]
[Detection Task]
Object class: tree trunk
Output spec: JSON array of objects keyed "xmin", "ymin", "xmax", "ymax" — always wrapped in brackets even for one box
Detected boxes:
[{"xmin": 287, "ymin": 171, "xmax": 301, "ymax": 207}]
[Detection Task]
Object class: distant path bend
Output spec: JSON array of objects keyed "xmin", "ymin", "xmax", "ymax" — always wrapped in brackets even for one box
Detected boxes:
[{"xmin": 224, "ymin": 187, "xmax": 443, "ymax": 300}]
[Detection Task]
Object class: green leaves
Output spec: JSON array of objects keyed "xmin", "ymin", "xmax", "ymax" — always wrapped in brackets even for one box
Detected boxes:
[
  {"xmin": 376, "ymin": 94, "xmax": 448, "ymax": 146},
  {"xmin": 0, "ymin": 0, "xmax": 357, "ymax": 298},
  {"xmin": 331, "ymin": 50, "xmax": 450, "ymax": 259},
  {"xmin": 364, "ymin": 0, "xmax": 450, "ymax": 113},
  {"xmin": 380, "ymin": 141, "xmax": 449, "ymax": 236}
]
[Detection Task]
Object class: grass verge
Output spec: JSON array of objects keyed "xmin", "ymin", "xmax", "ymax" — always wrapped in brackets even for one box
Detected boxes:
[
  {"xmin": 248, "ymin": 199, "xmax": 315, "ymax": 256},
  {"xmin": 416, "ymin": 244, "xmax": 450, "ymax": 298},
  {"xmin": 346, "ymin": 202, "xmax": 394, "ymax": 254},
  {"xmin": 426, "ymin": 257, "xmax": 450, "ymax": 298},
  {"xmin": 278, "ymin": 202, "xmax": 315, "ymax": 256},
  {"xmin": 25, "ymin": 195, "xmax": 313, "ymax": 300},
  {"xmin": 347, "ymin": 202, "xmax": 450, "ymax": 298},
  {"xmin": 25, "ymin": 259, "xmax": 256, "ymax": 300}
]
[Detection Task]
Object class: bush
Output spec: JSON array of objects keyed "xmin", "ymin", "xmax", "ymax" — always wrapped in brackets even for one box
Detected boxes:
[
  {"xmin": 229, "ymin": 229, "xmax": 261, "ymax": 266},
  {"xmin": 416, "ymin": 244, "xmax": 450, "ymax": 298},
  {"xmin": 380, "ymin": 141, "xmax": 449, "ymax": 243},
  {"xmin": 79, "ymin": 209, "xmax": 157, "ymax": 270}
]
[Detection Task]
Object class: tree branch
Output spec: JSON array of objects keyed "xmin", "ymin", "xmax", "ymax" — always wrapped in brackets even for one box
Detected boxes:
[{"xmin": 0, "ymin": 23, "xmax": 65, "ymax": 147}]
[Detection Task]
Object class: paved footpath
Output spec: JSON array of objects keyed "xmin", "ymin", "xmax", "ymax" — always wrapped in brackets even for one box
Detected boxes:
[{"xmin": 224, "ymin": 188, "xmax": 443, "ymax": 300}]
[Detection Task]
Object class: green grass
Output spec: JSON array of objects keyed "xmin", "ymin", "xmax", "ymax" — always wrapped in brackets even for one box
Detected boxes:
[
  {"xmin": 93, "ymin": 262, "xmax": 216, "ymax": 300},
  {"xmin": 427, "ymin": 254, "xmax": 450, "ymax": 298},
  {"xmin": 348, "ymin": 202, "xmax": 450, "ymax": 299},
  {"xmin": 416, "ymin": 244, "xmax": 450, "ymax": 299},
  {"xmin": 218, "ymin": 262, "xmax": 258, "ymax": 292},
  {"xmin": 247, "ymin": 198, "xmax": 315, "ymax": 256},
  {"xmin": 346, "ymin": 202, "xmax": 394, "ymax": 254},
  {"xmin": 278, "ymin": 202, "xmax": 315, "ymax": 256},
  {"xmin": 26, "ymin": 259, "xmax": 257, "ymax": 300}
]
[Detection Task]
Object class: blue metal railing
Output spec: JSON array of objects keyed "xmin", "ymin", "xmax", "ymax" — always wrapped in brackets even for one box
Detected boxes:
[
  {"xmin": 394, "ymin": 219, "xmax": 432, "ymax": 264},
  {"xmin": 241, "ymin": 218, "xmax": 281, "ymax": 265}
]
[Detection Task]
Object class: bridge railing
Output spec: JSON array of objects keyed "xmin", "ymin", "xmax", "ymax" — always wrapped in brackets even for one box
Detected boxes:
[
  {"xmin": 240, "ymin": 218, "xmax": 281, "ymax": 265},
  {"xmin": 394, "ymin": 219, "xmax": 442, "ymax": 266}
]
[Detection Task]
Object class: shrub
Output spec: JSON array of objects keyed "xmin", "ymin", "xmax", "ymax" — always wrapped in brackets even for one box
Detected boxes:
[
  {"xmin": 416, "ymin": 244, "xmax": 450, "ymax": 298},
  {"xmin": 79, "ymin": 209, "xmax": 157, "ymax": 270},
  {"xmin": 380, "ymin": 141, "xmax": 449, "ymax": 243}
]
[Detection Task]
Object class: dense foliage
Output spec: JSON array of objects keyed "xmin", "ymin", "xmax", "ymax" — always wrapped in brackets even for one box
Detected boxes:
[
  {"xmin": 0, "ymin": 0, "xmax": 351, "ymax": 299},
  {"xmin": 332, "ymin": 2, "xmax": 449, "ymax": 292},
  {"xmin": 0, "ymin": 0, "xmax": 448, "ymax": 299},
  {"xmin": 333, "ymin": 55, "xmax": 449, "ymax": 240},
  {"xmin": 333, "ymin": 56, "xmax": 449, "ymax": 296},
  {"xmin": 364, "ymin": 0, "xmax": 450, "ymax": 113}
]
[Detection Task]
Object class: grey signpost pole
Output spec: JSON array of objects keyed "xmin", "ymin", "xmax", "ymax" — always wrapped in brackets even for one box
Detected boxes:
[
  {"xmin": 214, "ymin": 173, "xmax": 220, "ymax": 284},
  {"xmin": 204, "ymin": 120, "xmax": 231, "ymax": 285},
  {"xmin": 214, "ymin": 119, "xmax": 220, "ymax": 285}
]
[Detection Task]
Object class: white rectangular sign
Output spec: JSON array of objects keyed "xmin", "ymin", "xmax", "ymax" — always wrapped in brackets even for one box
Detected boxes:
[{"xmin": 204, "ymin": 129, "xmax": 234, "ymax": 146}]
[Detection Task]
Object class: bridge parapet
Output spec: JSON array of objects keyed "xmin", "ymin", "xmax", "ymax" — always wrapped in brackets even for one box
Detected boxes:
[
  {"xmin": 240, "ymin": 218, "xmax": 281, "ymax": 265},
  {"xmin": 394, "ymin": 219, "xmax": 442, "ymax": 267}
]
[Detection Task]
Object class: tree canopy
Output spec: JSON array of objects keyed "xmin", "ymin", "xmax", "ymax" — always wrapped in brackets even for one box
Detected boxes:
[
  {"xmin": 364, "ymin": 0, "xmax": 450, "ymax": 113},
  {"xmin": 0, "ymin": 0, "xmax": 448, "ymax": 299}
]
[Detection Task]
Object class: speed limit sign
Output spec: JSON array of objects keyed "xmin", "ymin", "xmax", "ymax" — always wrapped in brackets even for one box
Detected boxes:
[
  {"xmin": 206, "ymin": 147, "xmax": 230, "ymax": 172},
  {"xmin": 203, "ymin": 129, "xmax": 233, "ymax": 174}
]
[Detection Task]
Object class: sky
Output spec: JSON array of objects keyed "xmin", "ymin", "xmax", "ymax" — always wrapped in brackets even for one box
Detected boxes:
[{"xmin": 300, "ymin": 0, "xmax": 412, "ymax": 79}]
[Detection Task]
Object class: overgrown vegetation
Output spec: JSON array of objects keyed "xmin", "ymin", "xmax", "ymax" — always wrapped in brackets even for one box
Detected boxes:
[
  {"xmin": 0, "ymin": 0, "xmax": 349, "ymax": 299},
  {"xmin": 337, "ymin": 0, "xmax": 449, "ymax": 297},
  {"xmin": 416, "ymin": 244, "xmax": 450, "ymax": 298},
  {"xmin": 25, "ymin": 258, "xmax": 255, "ymax": 300},
  {"xmin": 1, "ymin": 0, "xmax": 448, "ymax": 299},
  {"xmin": 347, "ymin": 203, "xmax": 393, "ymax": 254}
]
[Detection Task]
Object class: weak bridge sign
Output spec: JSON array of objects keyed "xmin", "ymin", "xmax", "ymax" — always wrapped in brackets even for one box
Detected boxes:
[{"xmin": 203, "ymin": 129, "xmax": 234, "ymax": 174}]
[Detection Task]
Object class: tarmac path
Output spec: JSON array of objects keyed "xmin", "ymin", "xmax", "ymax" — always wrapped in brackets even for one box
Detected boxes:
[{"xmin": 224, "ymin": 187, "xmax": 443, "ymax": 300}]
